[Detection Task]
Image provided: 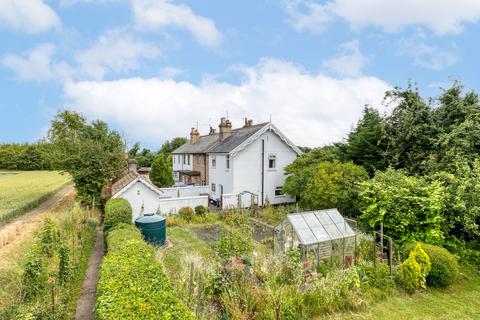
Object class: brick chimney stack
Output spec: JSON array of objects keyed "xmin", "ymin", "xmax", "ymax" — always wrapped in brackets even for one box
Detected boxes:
[
  {"xmin": 190, "ymin": 127, "xmax": 200, "ymax": 143},
  {"xmin": 219, "ymin": 117, "xmax": 232, "ymax": 141},
  {"xmin": 243, "ymin": 118, "xmax": 253, "ymax": 127},
  {"xmin": 209, "ymin": 126, "xmax": 216, "ymax": 135},
  {"xmin": 128, "ymin": 158, "xmax": 137, "ymax": 173}
]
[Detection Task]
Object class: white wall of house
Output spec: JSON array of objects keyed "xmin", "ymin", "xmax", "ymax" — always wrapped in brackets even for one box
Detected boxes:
[
  {"xmin": 159, "ymin": 185, "xmax": 209, "ymax": 198},
  {"xmin": 232, "ymin": 130, "xmax": 297, "ymax": 206},
  {"xmin": 158, "ymin": 196, "xmax": 208, "ymax": 214},
  {"xmin": 172, "ymin": 154, "xmax": 193, "ymax": 172},
  {"xmin": 208, "ymin": 153, "xmax": 233, "ymax": 201},
  {"xmin": 114, "ymin": 180, "xmax": 165, "ymax": 221}
]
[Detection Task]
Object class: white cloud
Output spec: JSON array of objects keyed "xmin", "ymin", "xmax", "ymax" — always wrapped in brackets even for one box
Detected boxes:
[
  {"xmin": 397, "ymin": 34, "xmax": 458, "ymax": 70},
  {"xmin": 132, "ymin": 0, "xmax": 222, "ymax": 49},
  {"xmin": 283, "ymin": 0, "xmax": 333, "ymax": 33},
  {"xmin": 0, "ymin": 0, "xmax": 61, "ymax": 34},
  {"xmin": 63, "ymin": 58, "xmax": 390, "ymax": 147},
  {"xmin": 75, "ymin": 29, "xmax": 161, "ymax": 80},
  {"xmin": 284, "ymin": 0, "xmax": 480, "ymax": 35},
  {"xmin": 2, "ymin": 43, "xmax": 71, "ymax": 81},
  {"xmin": 322, "ymin": 40, "xmax": 368, "ymax": 77}
]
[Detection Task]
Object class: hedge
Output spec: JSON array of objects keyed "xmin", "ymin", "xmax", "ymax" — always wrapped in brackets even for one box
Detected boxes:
[
  {"xmin": 104, "ymin": 198, "xmax": 132, "ymax": 233},
  {"xmin": 96, "ymin": 224, "xmax": 194, "ymax": 320},
  {"xmin": 406, "ymin": 242, "xmax": 459, "ymax": 288}
]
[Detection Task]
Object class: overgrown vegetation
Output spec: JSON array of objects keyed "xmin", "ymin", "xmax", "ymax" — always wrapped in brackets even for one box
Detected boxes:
[
  {"xmin": 96, "ymin": 224, "xmax": 193, "ymax": 319},
  {"xmin": 0, "ymin": 205, "xmax": 97, "ymax": 319}
]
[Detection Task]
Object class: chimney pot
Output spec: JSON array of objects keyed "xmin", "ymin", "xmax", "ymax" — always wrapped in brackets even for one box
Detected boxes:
[{"xmin": 219, "ymin": 117, "xmax": 232, "ymax": 141}]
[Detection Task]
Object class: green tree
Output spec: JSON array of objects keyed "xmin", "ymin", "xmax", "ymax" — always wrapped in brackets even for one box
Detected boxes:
[
  {"xmin": 288, "ymin": 160, "xmax": 368, "ymax": 216},
  {"xmin": 359, "ymin": 168, "xmax": 445, "ymax": 245},
  {"xmin": 344, "ymin": 106, "xmax": 387, "ymax": 175},
  {"xmin": 135, "ymin": 148, "xmax": 156, "ymax": 167},
  {"xmin": 158, "ymin": 137, "xmax": 187, "ymax": 155},
  {"xmin": 47, "ymin": 111, "xmax": 125, "ymax": 204},
  {"xmin": 128, "ymin": 142, "xmax": 141, "ymax": 158},
  {"xmin": 149, "ymin": 153, "xmax": 174, "ymax": 188},
  {"xmin": 383, "ymin": 84, "xmax": 437, "ymax": 175}
]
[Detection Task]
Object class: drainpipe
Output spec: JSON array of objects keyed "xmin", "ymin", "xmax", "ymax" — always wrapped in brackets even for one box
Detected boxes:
[{"xmin": 261, "ymin": 139, "xmax": 265, "ymax": 206}]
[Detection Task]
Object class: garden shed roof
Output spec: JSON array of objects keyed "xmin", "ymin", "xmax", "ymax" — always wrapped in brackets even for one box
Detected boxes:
[{"xmin": 279, "ymin": 209, "xmax": 356, "ymax": 245}]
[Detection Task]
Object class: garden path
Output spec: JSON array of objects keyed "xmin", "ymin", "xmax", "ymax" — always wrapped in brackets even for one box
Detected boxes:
[{"xmin": 74, "ymin": 230, "xmax": 104, "ymax": 320}]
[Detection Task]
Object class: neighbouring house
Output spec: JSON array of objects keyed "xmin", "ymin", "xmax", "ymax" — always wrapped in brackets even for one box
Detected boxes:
[
  {"xmin": 110, "ymin": 160, "xmax": 209, "ymax": 219},
  {"xmin": 137, "ymin": 166, "xmax": 151, "ymax": 177},
  {"xmin": 172, "ymin": 118, "xmax": 302, "ymax": 206}
]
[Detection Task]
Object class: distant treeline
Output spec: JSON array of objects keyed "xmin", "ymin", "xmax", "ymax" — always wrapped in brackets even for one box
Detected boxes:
[{"xmin": 0, "ymin": 143, "xmax": 57, "ymax": 170}]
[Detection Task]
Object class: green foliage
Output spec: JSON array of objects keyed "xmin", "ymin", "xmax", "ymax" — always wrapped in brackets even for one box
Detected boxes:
[
  {"xmin": 48, "ymin": 110, "xmax": 125, "ymax": 204},
  {"xmin": 411, "ymin": 243, "xmax": 431, "ymax": 288},
  {"xmin": 0, "ymin": 143, "xmax": 55, "ymax": 170},
  {"xmin": 104, "ymin": 198, "xmax": 132, "ymax": 233},
  {"xmin": 194, "ymin": 205, "xmax": 208, "ymax": 216},
  {"xmin": 357, "ymin": 261, "xmax": 395, "ymax": 298},
  {"xmin": 277, "ymin": 249, "xmax": 303, "ymax": 285},
  {"xmin": 38, "ymin": 217, "xmax": 61, "ymax": 257},
  {"xmin": 344, "ymin": 107, "xmax": 388, "ymax": 175},
  {"xmin": 212, "ymin": 226, "xmax": 254, "ymax": 259},
  {"xmin": 383, "ymin": 84, "xmax": 437, "ymax": 175},
  {"xmin": 406, "ymin": 243, "xmax": 459, "ymax": 288},
  {"xmin": 158, "ymin": 137, "xmax": 188, "ymax": 156},
  {"xmin": 149, "ymin": 153, "xmax": 174, "ymax": 188},
  {"xmin": 399, "ymin": 254, "xmax": 422, "ymax": 294},
  {"xmin": 96, "ymin": 225, "xmax": 193, "ymax": 320},
  {"xmin": 21, "ymin": 245, "xmax": 48, "ymax": 301},
  {"xmin": 285, "ymin": 160, "xmax": 367, "ymax": 216},
  {"xmin": 58, "ymin": 243, "xmax": 71, "ymax": 286},
  {"xmin": 359, "ymin": 168, "xmax": 445, "ymax": 245},
  {"xmin": 178, "ymin": 206, "xmax": 194, "ymax": 222}
]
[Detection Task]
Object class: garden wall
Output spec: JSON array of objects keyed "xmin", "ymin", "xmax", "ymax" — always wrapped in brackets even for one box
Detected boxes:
[{"xmin": 158, "ymin": 195, "xmax": 208, "ymax": 214}]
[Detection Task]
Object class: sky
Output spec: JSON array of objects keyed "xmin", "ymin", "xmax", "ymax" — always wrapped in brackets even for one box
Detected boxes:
[{"xmin": 1, "ymin": 0, "xmax": 480, "ymax": 149}]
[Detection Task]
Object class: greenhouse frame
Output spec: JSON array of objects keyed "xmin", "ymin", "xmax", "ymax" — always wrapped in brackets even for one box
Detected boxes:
[{"xmin": 273, "ymin": 208, "xmax": 359, "ymax": 267}]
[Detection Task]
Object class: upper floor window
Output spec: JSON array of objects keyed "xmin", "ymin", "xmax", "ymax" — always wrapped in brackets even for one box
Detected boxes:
[
  {"xmin": 187, "ymin": 154, "xmax": 191, "ymax": 165},
  {"xmin": 183, "ymin": 154, "xmax": 186, "ymax": 165},
  {"xmin": 226, "ymin": 155, "xmax": 230, "ymax": 169},
  {"xmin": 268, "ymin": 154, "xmax": 276, "ymax": 169},
  {"xmin": 212, "ymin": 156, "xmax": 216, "ymax": 168}
]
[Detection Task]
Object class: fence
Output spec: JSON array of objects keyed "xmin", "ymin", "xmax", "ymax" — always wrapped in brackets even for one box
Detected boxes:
[
  {"xmin": 158, "ymin": 195, "xmax": 209, "ymax": 215},
  {"xmin": 159, "ymin": 186, "xmax": 209, "ymax": 198},
  {"xmin": 221, "ymin": 194, "xmax": 237, "ymax": 210}
]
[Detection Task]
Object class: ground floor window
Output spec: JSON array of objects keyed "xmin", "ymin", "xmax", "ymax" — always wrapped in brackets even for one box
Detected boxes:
[
  {"xmin": 211, "ymin": 183, "xmax": 216, "ymax": 192},
  {"xmin": 275, "ymin": 186, "xmax": 284, "ymax": 196}
]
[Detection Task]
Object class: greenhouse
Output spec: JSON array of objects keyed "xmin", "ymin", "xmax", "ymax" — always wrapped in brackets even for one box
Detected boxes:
[{"xmin": 273, "ymin": 208, "xmax": 359, "ymax": 267}]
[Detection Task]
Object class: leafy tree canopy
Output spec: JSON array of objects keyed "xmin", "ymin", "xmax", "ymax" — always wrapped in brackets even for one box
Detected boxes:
[
  {"xmin": 48, "ymin": 111, "xmax": 125, "ymax": 204},
  {"xmin": 149, "ymin": 153, "xmax": 174, "ymax": 188}
]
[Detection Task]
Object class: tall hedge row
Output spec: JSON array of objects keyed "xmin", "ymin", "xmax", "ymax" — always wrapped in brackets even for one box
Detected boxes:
[
  {"xmin": 103, "ymin": 198, "xmax": 132, "ymax": 233},
  {"xmin": 96, "ymin": 224, "xmax": 194, "ymax": 319}
]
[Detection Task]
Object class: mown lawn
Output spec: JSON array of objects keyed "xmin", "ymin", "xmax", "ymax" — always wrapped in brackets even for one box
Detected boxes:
[
  {"xmin": 329, "ymin": 269, "xmax": 480, "ymax": 320},
  {"xmin": 0, "ymin": 170, "xmax": 71, "ymax": 219}
]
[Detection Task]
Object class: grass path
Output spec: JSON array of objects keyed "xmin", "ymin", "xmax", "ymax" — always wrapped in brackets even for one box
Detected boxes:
[{"xmin": 328, "ymin": 270, "xmax": 480, "ymax": 320}]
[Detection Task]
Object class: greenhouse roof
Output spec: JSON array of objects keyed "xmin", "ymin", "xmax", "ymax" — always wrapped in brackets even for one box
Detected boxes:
[{"xmin": 281, "ymin": 209, "xmax": 356, "ymax": 245}]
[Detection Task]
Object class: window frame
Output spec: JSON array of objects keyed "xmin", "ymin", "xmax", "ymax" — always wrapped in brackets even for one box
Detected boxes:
[
  {"xmin": 226, "ymin": 155, "xmax": 230, "ymax": 170},
  {"xmin": 211, "ymin": 183, "xmax": 216, "ymax": 192},
  {"xmin": 275, "ymin": 186, "xmax": 284, "ymax": 196},
  {"xmin": 268, "ymin": 154, "xmax": 277, "ymax": 170},
  {"xmin": 212, "ymin": 155, "xmax": 216, "ymax": 168}
]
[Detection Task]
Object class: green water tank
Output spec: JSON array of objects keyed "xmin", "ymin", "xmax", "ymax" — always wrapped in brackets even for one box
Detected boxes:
[{"xmin": 135, "ymin": 213, "xmax": 166, "ymax": 245}]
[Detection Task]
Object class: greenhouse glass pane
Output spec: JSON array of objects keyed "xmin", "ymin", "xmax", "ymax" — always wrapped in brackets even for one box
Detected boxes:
[
  {"xmin": 303, "ymin": 213, "xmax": 331, "ymax": 242},
  {"xmin": 335, "ymin": 221, "xmax": 355, "ymax": 237},
  {"xmin": 327, "ymin": 209, "xmax": 344, "ymax": 223},
  {"xmin": 315, "ymin": 211, "xmax": 334, "ymax": 226},
  {"xmin": 323, "ymin": 223, "xmax": 343, "ymax": 239},
  {"xmin": 288, "ymin": 215, "xmax": 317, "ymax": 244}
]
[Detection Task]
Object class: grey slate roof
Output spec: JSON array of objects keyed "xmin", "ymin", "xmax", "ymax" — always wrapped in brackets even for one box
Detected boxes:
[{"xmin": 172, "ymin": 122, "xmax": 268, "ymax": 154}]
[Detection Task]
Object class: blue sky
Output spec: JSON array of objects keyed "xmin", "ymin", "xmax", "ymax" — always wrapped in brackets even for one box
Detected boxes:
[{"xmin": 1, "ymin": 0, "xmax": 480, "ymax": 149}]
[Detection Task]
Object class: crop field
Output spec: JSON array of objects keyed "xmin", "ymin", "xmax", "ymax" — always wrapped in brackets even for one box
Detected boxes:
[{"xmin": 0, "ymin": 171, "xmax": 71, "ymax": 222}]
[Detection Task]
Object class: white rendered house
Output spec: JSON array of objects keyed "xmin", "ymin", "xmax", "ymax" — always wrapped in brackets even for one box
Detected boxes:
[{"xmin": 173, "ymin": 118, "xmax": 302, "ymax": 206}]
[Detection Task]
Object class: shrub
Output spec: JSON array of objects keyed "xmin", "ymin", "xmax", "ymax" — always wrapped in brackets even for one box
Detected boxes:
[
  {"xmin": 104, "ymin": 198, "xmax": 132, "ymax": 233},
  {"xmin": 411, "ymin": 243, "xmax": 431, "ymax": 288},
  {"xmin": 406, "ymin": 243, "xmax": 459, "ymax": 288},
  {"xmin": 21, "ymin": 245, "xmax": 48, "ymax": 301},
  {"xmin": 96, "ymin": 226, "xmax": 193, "ymax": 319},
  {"xmin": 178, "ymin": 206, "xmax": 194, "ymax": 222},
  {"xmin": 399, "ymin": 255, "xmax": 422, "ymax": 294},
  {"xmin": 58, "ymin": 243, "xmax": 71, "ymax": 286},
  {"xmin": 194, "ymin": 205, "xmax": 208, "ymax": 216}
]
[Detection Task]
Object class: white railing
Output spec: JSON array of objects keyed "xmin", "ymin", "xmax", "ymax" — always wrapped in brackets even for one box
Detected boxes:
[{"xmin": 158, "ymin": 195, "xmax": 209, "ymax": 215}]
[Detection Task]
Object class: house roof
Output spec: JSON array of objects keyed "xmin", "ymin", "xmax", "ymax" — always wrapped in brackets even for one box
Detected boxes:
[
  {"xmin": 172, "ymin": 123, "xmax": 268, "ymax": 154},
  {"xmin": 111, "ymin": 172, "xmax": 165, "ymax": 197}
]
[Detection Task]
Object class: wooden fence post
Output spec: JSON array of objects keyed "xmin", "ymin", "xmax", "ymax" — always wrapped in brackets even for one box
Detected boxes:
[
  {"xmin": 388, "ymin": 238, "xmax": 393, "ymax": 276},
  {"xmin": 380, "ymin": 222, "xmax": 384, "ymax": 262},
  {"xmin": 372, "ymin": 231, "xmax": 376, "ymax": 267}
]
